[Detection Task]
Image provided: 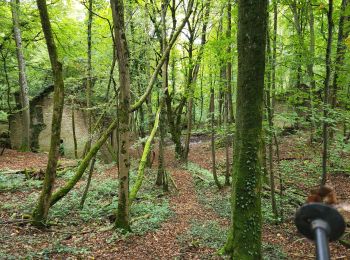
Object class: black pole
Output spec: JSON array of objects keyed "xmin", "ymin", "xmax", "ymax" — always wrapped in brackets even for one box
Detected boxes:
[
  {"xmin": 295, "ymin": 203, "xmax": 345, "ymax": 260},
  {"xmin": 312, "ymin": 219, "xmax": 330, "ymax": 260}
]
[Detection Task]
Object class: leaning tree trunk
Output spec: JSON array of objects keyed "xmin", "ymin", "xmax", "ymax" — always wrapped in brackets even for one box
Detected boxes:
[
  {"xmin": 11, "ymin": 0, "xmax": 30, "ymax": 151},
  {"xmin": 111, "ymin": 0, "xmax": 131, "ymax": 231},
  {"xmin": 223, "ymin": 0, "xmax": 267, "ymax": 258},
  {"xmin": 31, "ymin": 0, "xmax": 65, "ymax": 226}
]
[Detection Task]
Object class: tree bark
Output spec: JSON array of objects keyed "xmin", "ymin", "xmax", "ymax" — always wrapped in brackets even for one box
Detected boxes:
[
  {"xmin": 332, "ymin": 0, "xmax": 349, "ymax": 109},
  {"xmin": 321, "ymin": 0, "xmax": 333, "ymax": 186},
  {"xmin": 32, "ymin": 0, "xmax": 65, "ymax": 226},
  {"xmin": 85, "ymin": 0, "xmax": 93, "ymax": 154},
  {"xmin": 226, "ymin": 0, "xmax": 234, "ymax": 123},
  {"xmin": 11, "ymin": 0, "xmax": 30, "ymax": 151},
  {"xmin": 156, "ymin": 0, "xmax": 169, "ymax": 187},
  {"xmin": 223, "ymin": 0, "xmax": 267, "ymax": 258},
  {"xmin": 210, "ymin": 85, "xmax": 222, "ymax": 189},
  {"xmin": 266, "ymin": 9, "xmax": 278, "ymax": 218},
  {"xmin": 307, "ymin": 1, "xmax": 316, "ymax": 143},
  {"xmin": 71, "ymin": 103, "xmax": 78, "ymax": 159},
  {"xmin": 111, "ymin": 0, "xmax": 131, "ymax": 231},
  {"xmin": 0, "ymin": 51, "xmax": 12, "ymax": 113},
  {"xmin": 130, "ymin": 104, "xmax": 162, "ymax": 204},
  {"xmin": 79, "ymin": 156, "xmax": 96, "ymax": 208}
]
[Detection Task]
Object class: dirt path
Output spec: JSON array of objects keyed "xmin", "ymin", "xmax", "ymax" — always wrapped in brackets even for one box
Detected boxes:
[{"xmin": 98, "ymin": 161, "xmax": 225, "ymax": 259}]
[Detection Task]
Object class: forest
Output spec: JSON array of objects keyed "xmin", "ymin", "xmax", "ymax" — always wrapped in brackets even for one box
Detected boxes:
[{"xmin": 0, "ymin": 0, "xmax": 350, "ymax": 259}]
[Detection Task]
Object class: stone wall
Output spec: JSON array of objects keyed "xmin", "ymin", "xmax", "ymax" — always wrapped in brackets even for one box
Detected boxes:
[
  {"xmin": 9, "ymin": 92, "xmax": 89, "ymax": 158},
  {"xmin": 38, "ymin": 93, "xmax": 89, "ymax": 158}
]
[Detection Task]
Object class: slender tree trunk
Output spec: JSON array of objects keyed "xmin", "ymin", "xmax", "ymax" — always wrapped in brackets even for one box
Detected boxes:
[
  {"xmin": 224, "ymin": 95, "xmax": 230, "ymax": 186},
  {"xmin": 224, "ymin": 1, "xmax": 232, "ymax": 186},
  {"xmin": 210, "ymin": 85, "xmax": 221, "ymax": 189},
  {"xmin": 111, "ymin": 0, "xmax": 131, "ymax": 231},
  {"xmin": 11, "ymin": 0, "xmax": 30, "ymax": 151},
  {"xmin": 290, "ymin": 1, "xmax": 303, "ymax": 88},
  {"xmin": 71, "ymin": 103, "xmax": 78, "ymax": 159},
  {"xmin": 224, "ymin": 0, "xmax": 267, "ymax": 258},
  {"xmin": 307, "ymin": 1, "xmax": 316, "ymax": 143},
  {"xmin": 332, "ymin": 0, "xmax": 349, "ymax": 109},
  {"xmin": 226, "ymin": 0, "xmax": 234, "ymax": 123},
  {"xmin": 50, "ymin": 119, "xmax": 119, "ymax": 206},
  {"xmin": 130, "ymin": 104, "xmax": 162, "ymax": 204},
  {"xmin": 156, "ymin": 0, "xmax": 169, "ymax": 187},
  {"xmin": 32, "ymin": 0, "xmax": 65, "ymax": 226},
  {"xmin": 199, "ymin": 69, "xmax": 204, "ymax": 124},
  {"xmin": 80, "ymin": 156, "xmax": 96, "ymax": 208},
  {"xmin": 321, "ymin": 0, "xmax": 333, "ymax": 186},
  {"xmin": 272, "ymin": 0, "xmax": 277, "ymax": 115},
  {"xmin": 266, "ymin": 20, "xmax": 278, "ymax": 218},
  {"xmin": 85, "ymin": 0, "xmax": 93, "ymax": 154},
  {"xmin": 0, "ymin": 51, "xmax": 12, "ymax": 113}
]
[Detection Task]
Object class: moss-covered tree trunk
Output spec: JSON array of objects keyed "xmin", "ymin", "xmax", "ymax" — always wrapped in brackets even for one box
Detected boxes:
[
  {"xmin": 223, "ymin": 0, "xmax": 267, "ymax": 258},
  {"xmin": 11, "ymin": 0, "xmax": 30, "ymax": 151},
  {"xmin": 156, "ymin": 0, "xmax": 169, "ymax": 187},
  {"xmin": 111, "ymin": 0, "xmax": 131, "ymax": 231},
  {"xmin": 32, "ymin": 0, "xmax": 65, "ymax": 226}
]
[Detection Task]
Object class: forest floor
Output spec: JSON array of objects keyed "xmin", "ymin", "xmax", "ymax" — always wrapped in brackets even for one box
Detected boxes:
[{"xmin": 0, "ymin": 131, "xmax": 350, "ymax": 259}]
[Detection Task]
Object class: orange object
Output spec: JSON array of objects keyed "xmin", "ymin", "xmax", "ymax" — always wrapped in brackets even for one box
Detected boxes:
[{"xmin": 307, "ymin": 185, "xmax": 337, "ymax": 205}]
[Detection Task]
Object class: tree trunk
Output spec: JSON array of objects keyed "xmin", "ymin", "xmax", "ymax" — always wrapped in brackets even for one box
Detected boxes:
[
  {"xmin": 130, "ymin": 104, "xmax": 162, "ymax": 204},
  {"xmin": 71, "ymin": 103, "xmax": 78, "ymax": 159},
  {"xmin": 79, "ymin": 156, "xmax": 96, "ymax": 208},
  {"xmin": 111, "ymin": 0, "xmax": 131, "ymax": 231},
  {"xmin": 290, "ymin": 1, "xmax": 304, "ymax": 88},
  {"xmin": 50, "ymin": 119, "xmax": 118, "ymax": 206},
  {"xmin": 11, "ymin": 0, "xmax": 30, "ymax": 151},
  {"xmin": 321, "ymin": 0, "xmax": 333, "ymax": 186},
  {"xmin": 210, "ymin": 85, "xmax": 222, "ymax": 189},
  {"xmin": 332, "ymin": 0, "xmax": 349, "ymax": 109},
  {"xmin": 266, "ymin": 11, "xmax": 278, "ymax": 218},
  {"xmin": 32, "ymin": 0, "xmax": 65, "ymax": 226},
  {"xmin": 307, "ymin": 1, "xmax": 316, "ymax": 143},
  {"xmin": 85, "ymin": 0, "xmax": 93, "ymax": 154},
  {"xmin": 226, "ymin": 0, "xmax": 234, "ymax": 123},
  {"xmin": 223, "ymin": 0, "xmax": 267, "ymax": 258},
  {"xmin": 156, "ymin": 1, "xmax": 169, "ymax": 187},
  {"xmin": 0, "ymin": 51, "xmax": 12, "ymax": 113}
]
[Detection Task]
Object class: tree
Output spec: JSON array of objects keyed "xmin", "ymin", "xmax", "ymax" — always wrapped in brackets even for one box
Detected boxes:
[
  {"xmin": 321, "ymin": 0, "xmax": 333, "ymax": 186},
  {"xmin": 110, "ymin": 0, "xmax": 132, "ymax": 231},
  {"xmin": 10, "ymin": 0, "xmax": 30, "ymax": 151},
  {"xmin": 31, "ymin": 0, "xmax": 65, "ymax": 226},
  {"xmin": 223, "ymin": 0, "xmax": 267, "ymax": 258}
]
